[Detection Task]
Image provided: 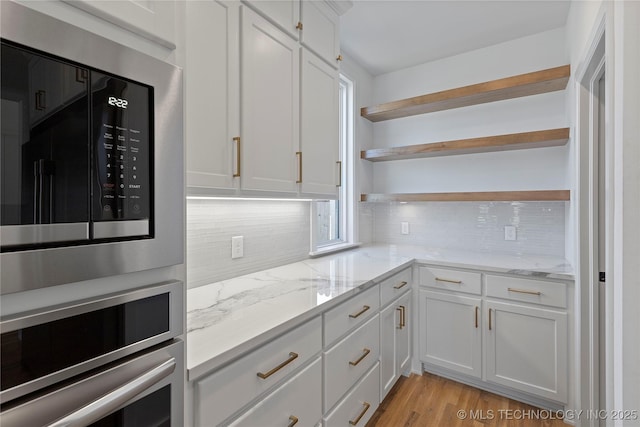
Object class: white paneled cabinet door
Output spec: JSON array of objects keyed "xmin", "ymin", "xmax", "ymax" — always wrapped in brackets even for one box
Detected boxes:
[
  {"xmin": 241, "ymin": 7, "xmax": 300, "ymax": 193},
  {"xmin": 419, "ymin": 290, "xmax": 482, "ymax": 379},
  {"xmin": 485, "ymin": 301, "xmax": 568, "ymax": 402},
  {"xmin": 243, "ymin": 0, "xmax": 300, "ymax": 39},
  {"xmin": 380, "ymin": 291, "xmax": 412, "ymax": 400},
  {"xmin": 300, "ymin": 49, "xmax": 339, "ymax": 196},
  {"xmin": 186, "ymin": 0, "xmax": 239, "ymax": 190},
  {"xmin": 300, "ymin": 0, "xmax": 340, "ymax": 67}
]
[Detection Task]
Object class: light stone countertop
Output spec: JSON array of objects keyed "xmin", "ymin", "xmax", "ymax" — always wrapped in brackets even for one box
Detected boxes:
[{"xmin": 186, "ymin": 244, "xmax": 573, "ymax": 381}]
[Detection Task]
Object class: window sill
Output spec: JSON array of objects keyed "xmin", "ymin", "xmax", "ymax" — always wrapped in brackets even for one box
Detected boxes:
[{"xmin": 309, "ymin": 242, "xmax": 361, "ymax": 258}]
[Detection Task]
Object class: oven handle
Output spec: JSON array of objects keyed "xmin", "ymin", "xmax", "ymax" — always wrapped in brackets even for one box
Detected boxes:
[{"xmin": 47, "ymin": 358, "xmax": 176, "ymax": 427}]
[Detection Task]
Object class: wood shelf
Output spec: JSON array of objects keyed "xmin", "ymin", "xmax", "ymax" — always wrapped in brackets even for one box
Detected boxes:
[
  {"xmin": 360, "ymin": 65, "xmax": 570, "ymax": 122},
  {"xmin": 360, "ymin": 128, "xmax": 570, "ymax": 162},
  {"xmin": 360, "ymin": 190, "xmax": 571, "ymax": 203}
]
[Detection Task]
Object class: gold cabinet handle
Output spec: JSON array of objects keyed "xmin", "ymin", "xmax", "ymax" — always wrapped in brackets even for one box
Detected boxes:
[
  {"xmin": 296, "ymin": 21, "xmax": 303, "ymax": 30},
  {"xmin": 288, "ymin": 415, "xmax": 299, "ymax": 427},
  {"xmin": 507, "ymin": 287, "xmax": 542, "ymax": 296},
  {"xmin": 349, "ymin": 348, "xmax": 371, "ymax": 366},
  {"xmin": 488, "ymin": 308, "xmax": 493, "ymax": 331},
  {"xmin": 296, "ymin": 151, "xmax": 302, "ymax": 183},
  {"xmin": 336, "ymin": 160, "xmax": 342, "ymax": 187},
  {"xmin": 257, "ymin": 352, "xmax": 298, "ymax": 379},
  {"xmin": 349, "ymin": 402, "xmax": 371, "ymax": 425},
  {"xmin": 396, "ymin": 307, "xmax": 403, "ymax": 329},
  {"xmin": 232, "ymin": 137, "xmax": 241, "ymax": 178},
  {"xmin": 336, "ymin": 54, "xmax": 343, "ymax": 62},
  {"xmin": 349, "ymin": 305, "xmax": 370, "ymax": 319},
  {"xmin": 475, "ymin": 306, "xmax": 479, "ymax": 328},
  {"xmin": 393, "ymin": 281, "xmax": 408, "ymax": 290},
  {"xmin": 435, "ymin": 277, "xmax": 462, "ymax": 284},
  {"xmin": 399, "ymin": 305, "xmax": 406, "ymax": 328}
]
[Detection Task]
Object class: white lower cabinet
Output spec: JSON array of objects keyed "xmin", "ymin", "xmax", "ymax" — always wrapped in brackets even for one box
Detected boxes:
[
  {"xmin": 324, "ymin": 314, "xmax": 380, "ymax": 412},
  {"xmin": 380, "ymin": 290, "xmax": 412, "ymax": 400},
  {"xmin": 485, "ymin": 300, "xmax": 567, "ymax": 402},
  {"xmin": 419, "ymin": 290, "xmax": 482, "ymax": 379},
  {"xmin": 229, "ymin": 358, "xmax": 322, "ymax": 427},
  {"xmin": 419, "ymin": 265, "xmax": 570, "ymax": 405},
  {"xmin": 324, "ymin": 362, "xmax": 380, "ymax": 427}
]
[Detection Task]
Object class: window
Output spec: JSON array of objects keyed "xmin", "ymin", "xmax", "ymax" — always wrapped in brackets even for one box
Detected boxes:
[{"xmin": 311, "ymin": 74, "xmax": 356, "ymax": 255}]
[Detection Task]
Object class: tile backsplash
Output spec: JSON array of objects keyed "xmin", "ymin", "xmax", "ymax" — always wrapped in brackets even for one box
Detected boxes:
[
  {"xmin": 367, "ymin": 201, "xmax": 566, "ymax": 257},
  {"xmin": 187, "ymin": 198, "xmax": 310, "ymax": 289}
]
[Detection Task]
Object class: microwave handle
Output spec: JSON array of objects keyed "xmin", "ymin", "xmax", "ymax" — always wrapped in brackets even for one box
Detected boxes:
[{"xmin": 47, "ymin": 358, "xmax": 176, "ymax": 427}]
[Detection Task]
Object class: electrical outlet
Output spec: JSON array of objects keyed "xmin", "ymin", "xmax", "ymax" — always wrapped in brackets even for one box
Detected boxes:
[
  {"xmin": 504, "ymin": 226, "xmax": 516, "ymax": 241},
  {"xmin": 401, "ymin": 222, "xmax": 409, "ymax": 235},
  {"xmin": 231, "ymin": 236, "xmax": 244, "ymax": 259}
]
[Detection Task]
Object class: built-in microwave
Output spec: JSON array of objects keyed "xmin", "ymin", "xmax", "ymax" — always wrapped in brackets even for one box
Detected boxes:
[
  {"xmin": 0, "ymin": 2, "xmax": 184, "ymax": 294},
  {"xmin": 1, "ymin": 39, "xmax": 154, "ymax": 248}
]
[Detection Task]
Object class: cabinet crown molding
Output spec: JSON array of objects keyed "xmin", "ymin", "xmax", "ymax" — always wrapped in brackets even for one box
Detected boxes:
[{"xmin": 323, "ymin": 0, "xmax": 354, "ymax": 16}]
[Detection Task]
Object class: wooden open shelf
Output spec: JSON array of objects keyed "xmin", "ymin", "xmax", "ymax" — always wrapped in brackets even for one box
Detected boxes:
[
  {"xmin": 361, "ymin": 65, "xmax": 570, "ymax": 122},
  {"xmin": 360, "ymin": 190, "xmax": 571, "ymax": 203},
  {"xmin": 360, "ymin": 128, "xmax": 570, "ymax": 162}
]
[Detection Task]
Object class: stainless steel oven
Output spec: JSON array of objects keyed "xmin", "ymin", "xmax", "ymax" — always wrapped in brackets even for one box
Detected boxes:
[
  {"xmin": 0, "ymin": 1, "xmax": 183, "ymax": 294},
  {"xmin": 0, "ymin": 281, "xmax": 184, "ymax": 426}
]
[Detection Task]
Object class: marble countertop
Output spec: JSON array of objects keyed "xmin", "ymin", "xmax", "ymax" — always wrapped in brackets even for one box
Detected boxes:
[{"xmin": 186, "ymin": 244, "xmax": 573, "ymax": 381}]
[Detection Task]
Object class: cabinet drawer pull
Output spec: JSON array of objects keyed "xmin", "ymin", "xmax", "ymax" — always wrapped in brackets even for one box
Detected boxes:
[
  {"xmin": 507, "ymin": 287, "xmax": 542, "ymax": 296},
  {"xmin": 349, "ymin": 305, "xmax": 370, "ymax": 319},
  {"xmin": 296, "ymin": 151, "xmax": 302, "ymax": 183},
  {"xmin": 232, "ymin": 137, "xmax": 241, "ymax": 178},
  {"xmin": 288, "ymin": 415, "xmax": 299, "ymax": 427},
  {"xmin": 435, "ymin": 277, "xmax": 462, "ymax": 284},
  {"xmin": 393, "ymin": 281, "xmax": 408, "ymax": 289},
  {"xmin": 399, "ymin": 305, "xmax": 406, "ymax": 328},
  {"xmin": 256, "ymin": 352, "xmax": 298, "ymax": 379},
  {"xmin": 35, "ymin": 90, "xmax": 46, "ymax": 110},
  {"xmin": 488, "ymin": 308, "xmax": 493, "ymax": 331},
  {"xmin": 475, "ymin": 306, "xmax": 479, "ymax": 328},
  {"xmin": 349, "ymin": 348, "xmax": 371, "ymax": 366},
  {"xmin": 349, "ymin": 402, "xmax": 371, "ymax": 425}
]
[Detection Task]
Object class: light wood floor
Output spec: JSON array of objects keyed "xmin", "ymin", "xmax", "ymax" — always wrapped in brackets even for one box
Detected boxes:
[{"xmin": 366, "ymin": 372, "xmax": 567, "ymax": 427}]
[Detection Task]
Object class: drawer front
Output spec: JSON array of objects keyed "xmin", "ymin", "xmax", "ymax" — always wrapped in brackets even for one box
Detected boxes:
[
  {"xmin": 324, "ymin": 285, "xmax": 379, "ymax": 346},
  {"xmin": 324, "ymin": 314, "xmax": 380, "ymax": 412},
  {"xmin": 229, "ymin": 358, "xmax": 322, "ymax": 427},
  {"xmin": 324, "ymin": 362, "xmax": 379, "ymax": 427},
  {"xmin": 379, "ymin": 268, "xmax": 412, "ymax": 307},
  {"xmin": 486, "ymin": 275, "xmax": 567, "ymax": 308},
  {"xmin": 420, "ymin": 266, "xmax": 481, "ymax": 295},
  {"xmin": 195, "ymin": 317, "xmax": 322, "ymax": 427}
]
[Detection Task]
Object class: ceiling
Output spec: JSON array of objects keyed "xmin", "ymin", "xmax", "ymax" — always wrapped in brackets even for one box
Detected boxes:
[{"xmin": 339, "ymin": 0, "xmax": 572, "ymax": 76}]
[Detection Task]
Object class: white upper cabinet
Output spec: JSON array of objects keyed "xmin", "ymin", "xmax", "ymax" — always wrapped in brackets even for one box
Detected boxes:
[
  {"xmin": 240, "ymin": 6, "xmax": 300, "ymax": 193},
  {"xmin": 61, "ymin": 0, "xmax": 176, "ymax": 48},
  {"xmin": 300, "ymin": 0, "xmax": 341, "ymax": 68},
  {"xmin": 243, "ymin": 0, "xmax": 301, "ymax": 39},
  {"xmin": 185, "ymin": 0, "xmax": 240, "ymax": 190},
  {"xmin": 300, "ymin": 49, "xmax": 339, "ymax": 195}
]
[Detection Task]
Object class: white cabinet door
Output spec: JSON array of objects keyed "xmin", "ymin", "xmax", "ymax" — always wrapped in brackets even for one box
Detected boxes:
[
  {"xmin": 300, "ymin": 49, "xmax": 339, "ymax": 196},
  {"xmin": 186, "ymin": 0, "xmax": 239, "ymax": 190},
  {"xmin": 243, "ymin": 0, "xmax": 300, "ymax": 39},
  {"xmin": 241, "ymin": 7, "xmax": 300, "ymax": 193},
  {"xmin": 380, "ymin": 291, "xmax": 411, "ymax": 400},
  {"xmin": 419, "ymin": 290, "xmax": 482, "ymax": 379},
  {"xmin": 61, "ymin": 0, "xmax": 176, "ymax": 48},
  {"xmin": 485, "ymin": 300, "xmax": 568, "ymax": 402},
  {"xmin": 300, "ymin": 0, "xmax": 339, "ymax": 67}
]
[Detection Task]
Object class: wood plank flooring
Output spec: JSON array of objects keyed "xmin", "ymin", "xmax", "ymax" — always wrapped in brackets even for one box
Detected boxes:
[{"xmin": 366, "ymin": 372, "xmax": 567, "ymax": 427}]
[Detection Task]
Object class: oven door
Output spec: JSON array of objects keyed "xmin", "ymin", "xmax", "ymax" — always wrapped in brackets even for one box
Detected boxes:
[{"xmin": 0, "ymin": 339, "xmax": 183, "ymax": 427}]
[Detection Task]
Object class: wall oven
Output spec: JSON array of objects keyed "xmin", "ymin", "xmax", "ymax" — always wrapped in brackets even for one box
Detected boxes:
[
  {"xmin": 0, "ymin": 1, "xmax": 183, "ymax": 294},
  {"xmin": 0, "ymin": 281, "xmax": 184, "ymax": 426}
]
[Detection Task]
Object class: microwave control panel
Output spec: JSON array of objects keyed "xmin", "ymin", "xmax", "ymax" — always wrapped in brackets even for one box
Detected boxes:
[{"xmin": 92, "ymin": 71, "xmax": 152, "ymax": 223}]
